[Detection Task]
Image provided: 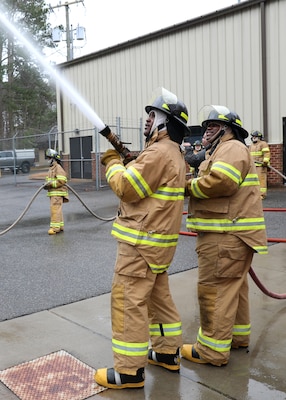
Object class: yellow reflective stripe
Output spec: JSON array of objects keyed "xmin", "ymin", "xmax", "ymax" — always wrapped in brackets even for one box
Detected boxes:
[
  {"xmin": 149, "ymin": 322, "xmax": 182, "ymax": 337},
  {"xmin": 112, "ymin": 339, "xmax": 149, "ymax": 356},
  {"xmin": 181, "ymin": 111, "xmax": 188, "ymax": 123},
  {"xmin": 240, "ymin": 173, "xmax": 260, "ymax": 187},
  {"xmin": 47, "ymin": 191, "xmax": 68, "ymax": 196},
  {"xmin": 197, "ymin": 327, "xmax": 231, "ymax": 352},
  {"xmin": 106, "ymin": 164, "xmax": 125, "ymax": 182},
  {"xmin": 46, "ymin": 176, "xmax": 67, "ymax": 187},
  {"xmin": 151, "ymin": 186, "xmax": 185, "ymax": 201},
  {"xmin": 262, "ymin": 147, "xmax": 270, "ymax": 152},
  {"xmin": 112, "ymin": 223, "xmax": 178, "ymax": 247},
  {"xmin": 218, "ymin": 114, "xmax": 229, "ymax": 121},
  {"xmin": 251, "ymin": 151, "xmax": 263, "ymax": 156},
  {"xmin": 211, "ymin": 161, "xmax": 241, "ymax": 185},
  {"xmin": 56, "ymin": 175, "xmax": 67, "ymax": 181},
  {"xmin": 234, "ymin": 118, "xmax": 242, "ymax": 127},
  {"xmin": 186, "ymin": 217, "xmax": 266, "ymax": 231},
  {"xmin": 253, "ymin": 245, "xmax": 268, "ymax": 254},
  {"xmin": 50, "ymin": 222, "xmax": 61, "ymax": 228},
  {"xmin": 191, "ymin": 178, "xmax": 209, "ymax": 199},
  {"xmin": 123, "ymin": 166, "xmax": 153, "ymax": 198},
  {"xmin": 232, "ymin": 324, "xmax": 251, "ymax": 336},
  {"xmin": 149, "ymin": 263, "xmax": 170, "ymax": 273}
]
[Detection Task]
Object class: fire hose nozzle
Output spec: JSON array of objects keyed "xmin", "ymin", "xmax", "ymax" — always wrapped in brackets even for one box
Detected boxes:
[{"xmin": 99, "ymin": 125, "xmax": 133, "ymax": 161}]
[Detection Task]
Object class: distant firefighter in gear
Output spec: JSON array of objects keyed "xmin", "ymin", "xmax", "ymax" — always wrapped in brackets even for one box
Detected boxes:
[
  {"xmin": 94, "ymin": 88, "xmax": 189, "ymax": 390},
  {"xmin": 249, "ymin": 130, "xmax": 270, "ymax": 199},
  {"xmin": 44, "ymin": 149, "xmax": 69, "ymax": 235},
  {"xmin": 183, "ymin": 105, "xmax": 268, "ymax": 367},
  {"xmin": 185, "ymin": 140, "xmax": 203, "ymax": 177}
]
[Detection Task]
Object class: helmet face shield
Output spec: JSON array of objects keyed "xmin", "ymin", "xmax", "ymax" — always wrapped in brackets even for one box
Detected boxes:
[
  {"xmin": 198, "ymin": 105, "xmax": 232, "ymax": 127},
  {"xmin": 198, "ymin": 105, "xmax": 248, "ymax": 139},
  {"xmin": 145, "ymin": 87, "xmax": 178, "ymax": 114},
  {"xmin": 46, "ymin": 148, "xmax": 60, "ymax": 160},
  {"xmin": 145, "ymin": 87, "xmax": 189, "ymax": 137}
]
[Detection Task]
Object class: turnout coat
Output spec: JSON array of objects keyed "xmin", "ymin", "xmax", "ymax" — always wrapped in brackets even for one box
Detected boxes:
[{"xmin": 105, "ymin": 129, "xmax": 186, "ymax": 273}]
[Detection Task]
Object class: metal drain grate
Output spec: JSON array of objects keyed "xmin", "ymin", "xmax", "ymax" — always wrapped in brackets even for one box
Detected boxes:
[{"xmin": 0, "ymin": 350, "xmax": 107, "ymax": 399}]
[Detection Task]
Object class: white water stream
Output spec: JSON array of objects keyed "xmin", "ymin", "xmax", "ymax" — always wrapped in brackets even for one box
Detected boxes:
[{"xmin": 0, "ymin": 8, "xmax": 105, "ymax": 131}]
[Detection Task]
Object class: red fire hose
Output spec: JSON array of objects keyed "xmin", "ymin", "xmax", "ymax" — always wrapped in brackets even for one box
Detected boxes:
[{"xmin": 248, "ymin": 266, "xmax": 286, "ymax": 299}]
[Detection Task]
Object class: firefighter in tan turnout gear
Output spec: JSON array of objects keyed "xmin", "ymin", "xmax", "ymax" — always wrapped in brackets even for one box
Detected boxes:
[
  {"xmin": 44, "ymin": 149, "xmax": 69, "ymax": 235},
  {"xmin": 249, "ymin": 130, "xmax": 271, "ymax": 199},
  {"xmin": 94, "ymin": 88, "xmax": 189, "ymax": 389},
  {"xmin": 182, "ymin": 105, "xmax": 268, "ymax": 367}
]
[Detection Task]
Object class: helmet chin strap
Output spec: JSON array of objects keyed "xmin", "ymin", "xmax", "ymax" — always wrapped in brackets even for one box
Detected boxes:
[
  {"xmin": 209, "ymin": 124, "xmax": 228, "ymax": 144},
  {"xmin": 208, "ymin": 124, "xmax": 228, "ymax": 155}
]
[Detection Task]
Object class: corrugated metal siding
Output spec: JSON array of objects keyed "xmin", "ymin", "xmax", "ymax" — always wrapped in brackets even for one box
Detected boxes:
[
  {"xmin": 267, "ymin": 0, "xmax": 286, "ymax": 143},
  {"xmin": 57, "ymin": 0, "xmax": 284, "ymax": 152}
]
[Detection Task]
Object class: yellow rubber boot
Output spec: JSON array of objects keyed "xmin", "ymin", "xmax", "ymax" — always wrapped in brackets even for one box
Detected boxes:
[{"xmin": 94, "ymin": 367, "xmax": 144, "ymax": 389}]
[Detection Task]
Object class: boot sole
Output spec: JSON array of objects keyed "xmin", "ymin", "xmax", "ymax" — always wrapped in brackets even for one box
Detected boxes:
[
  {"xmin": 94, "ymin": 371, "xmax": 144, "ymax": 389},
  {"xmin": 148, "ymin": 359, "xmax": 180, "ymax": 371}
]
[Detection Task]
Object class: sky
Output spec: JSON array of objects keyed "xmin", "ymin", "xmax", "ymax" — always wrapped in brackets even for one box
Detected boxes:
[{"xmin": 45, "ymin": 0, "xmax": 246, "ymax": 63}]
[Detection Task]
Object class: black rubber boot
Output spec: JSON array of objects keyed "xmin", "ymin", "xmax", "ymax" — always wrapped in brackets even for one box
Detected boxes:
[{"xmin": 148, "ymin": 347, "xmax": 180, "ymax": 371}]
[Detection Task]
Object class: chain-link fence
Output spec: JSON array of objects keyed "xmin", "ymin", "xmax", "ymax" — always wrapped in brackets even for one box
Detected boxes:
[{"xmin": 0, "ymin": 118, "xmax": 143, "ymax": 189}]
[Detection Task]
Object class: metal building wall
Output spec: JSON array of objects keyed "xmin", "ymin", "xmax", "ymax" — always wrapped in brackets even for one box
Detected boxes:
[
  {"xmin": 266, "ymin": 0, "xmax": 286, "ymax": 143},
  {"xmin": 57, "ymin": 0, "xmax": 284, "ymax": 153}
]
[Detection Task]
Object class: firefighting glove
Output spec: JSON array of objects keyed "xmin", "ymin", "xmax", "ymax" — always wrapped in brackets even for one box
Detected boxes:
[
  {"xmin": 101, "ymin": 149, "xmax": 121, "ymax": 166},
  {"xmin": 43, "ymin": 182, "xmax": 51, "ymax": 190},
  {"xmin": 262, "ymin": 160, "xmax": 269, "ymax": 167},
  {"xmin": 123, "ymin": 154, "xmax": 137, "ymax": 165}
]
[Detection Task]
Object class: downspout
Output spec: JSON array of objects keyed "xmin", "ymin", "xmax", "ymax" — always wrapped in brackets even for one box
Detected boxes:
[
  {"xmin": 57, "ymin": 85, "xmax": 65, "ymax": 154},
  {"xmin": 261, "ymin": 1, "xmax": 268, "ymax": 141}
]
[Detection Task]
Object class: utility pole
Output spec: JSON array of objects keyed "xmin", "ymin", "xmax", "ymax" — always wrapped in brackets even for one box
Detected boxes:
[{"xmin": 50, "ymin": 1, "xmax": 84, "ymax": 61}]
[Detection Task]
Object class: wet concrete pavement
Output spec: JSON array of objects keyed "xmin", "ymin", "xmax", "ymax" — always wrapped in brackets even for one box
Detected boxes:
[{"xmin": 1, "ymin": 170, "xmax": 286, "ymax": 399}]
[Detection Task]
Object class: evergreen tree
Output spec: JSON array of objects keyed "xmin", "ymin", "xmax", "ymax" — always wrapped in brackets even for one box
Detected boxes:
[{"xmin": 0, "ymin": 0, "xmax": 57, "ymax": 142}]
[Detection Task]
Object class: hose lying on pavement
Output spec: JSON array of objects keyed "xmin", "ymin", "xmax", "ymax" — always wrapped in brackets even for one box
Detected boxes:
[
  {"xmin": 0, "ymin": 184, "xmax": 45, "ymax": 236},
  {"xmin": 66, "ymin": 183, "xmax": 116, "ymax": 222},
  {"xmin": 0, "ymin": 183, "xmax": 116, "ymax": 236}
]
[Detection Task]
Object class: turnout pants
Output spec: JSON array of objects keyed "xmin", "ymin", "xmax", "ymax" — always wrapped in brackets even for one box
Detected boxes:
[
  {"xmin": 256, "ymin": 166, "xmax": 268, "ymax": 199},
  {"xmin": 111, "ymin": 242, "xmax": 182, "ymax": 375},
  {"xmin": 195, "ymin": 233, "xmax": 254, "ymax": 365},
  {"xmin": 50, "ymin": 196, "xmax": 64, "ymax": 231}
]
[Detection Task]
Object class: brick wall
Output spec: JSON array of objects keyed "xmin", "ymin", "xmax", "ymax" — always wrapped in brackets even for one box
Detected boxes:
[
  {"xmin": 268, "ymin": 144, "xmax": 284, "ymax": 187},
  {"xmin": 62, "ymin": 154, "xmax": 69, "ymax": 180}
]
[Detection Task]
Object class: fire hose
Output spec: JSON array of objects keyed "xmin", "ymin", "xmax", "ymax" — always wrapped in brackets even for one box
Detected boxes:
[
  {"xmin": 0, "ymin": 183, "xmax": 116, "ymax": 236},
  {"xmin": 0, "ymin": 125, "xmax": 132, "ymax": 237},
  {"xmin": 255, "ymin": 161, "xmax": 286, "ymax": 181},
  {"xmin": 179, "ymin": 229, "xmax": 286, "ymax": 300},
  {"xmin": 0, "ymin": 125, "xmax": 133, "ymax": 237}
]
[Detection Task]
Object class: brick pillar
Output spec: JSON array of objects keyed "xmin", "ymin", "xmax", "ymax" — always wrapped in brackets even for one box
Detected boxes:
[
  {"xmin": 268, "ymin": 144, "xmax": 284, "ymax": 187},
  {"xmin": 61, "ymin": 154, "xmax": 70, "ymax": 180}
]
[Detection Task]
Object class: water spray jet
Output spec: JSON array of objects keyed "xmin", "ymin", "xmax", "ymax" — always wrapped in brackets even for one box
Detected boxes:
[
  {"xmin": 0, "ymin": 7, "xmax": 132, "ymax": 158},
  {"xmin": 0, "ymin": 9, "xmax": 105, "ymax": 132}
]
